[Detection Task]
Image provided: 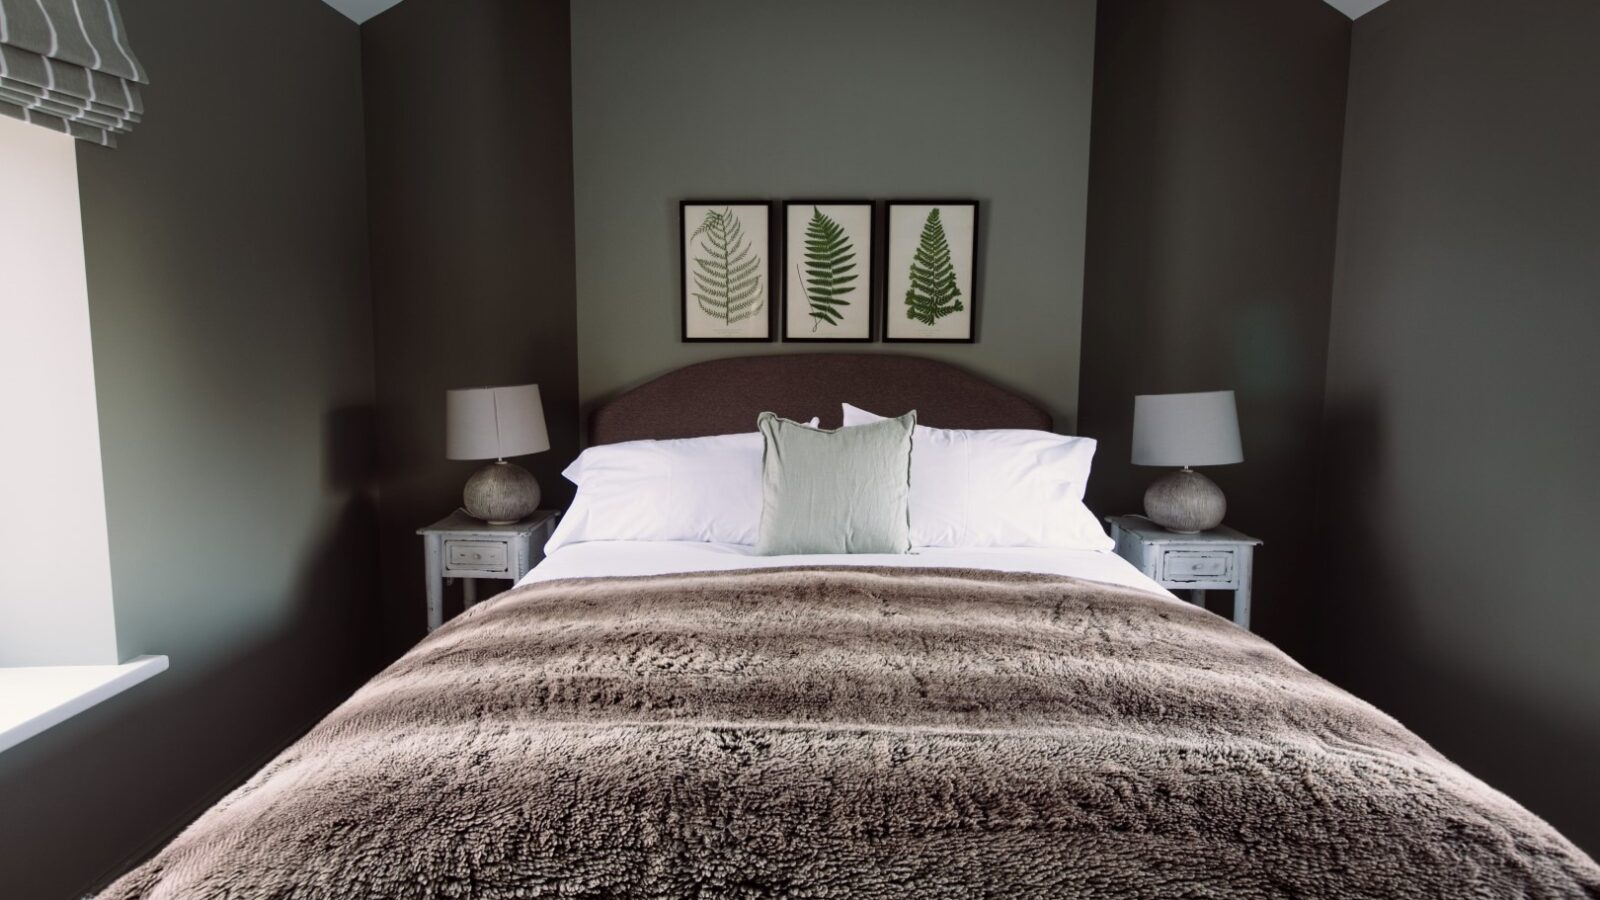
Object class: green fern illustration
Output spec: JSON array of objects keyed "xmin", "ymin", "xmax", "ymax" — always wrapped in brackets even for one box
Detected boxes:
[
  {"xmin": 691, "ymin": 208, "xmax": 764, "ymax": 325},
  {"xmin": 798, "ymin": 206, "xmax": 858, "ymax": 331},
  {"xmin": 903, "ymin": 208, "xmax": 964, "ymax": 325}
]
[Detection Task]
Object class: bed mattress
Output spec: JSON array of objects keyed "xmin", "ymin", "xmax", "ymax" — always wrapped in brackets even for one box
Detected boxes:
[{"xmin": 520, "ymin": 540, "xmax": 1175, "ymax": 594}]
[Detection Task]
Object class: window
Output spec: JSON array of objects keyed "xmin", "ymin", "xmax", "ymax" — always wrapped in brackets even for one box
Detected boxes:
[{"xmin": 0, "ymin": 114, "xmax": 164, "ymax": 752}]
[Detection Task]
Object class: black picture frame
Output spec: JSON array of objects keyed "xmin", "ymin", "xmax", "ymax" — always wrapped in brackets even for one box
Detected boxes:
[
  {"xmin": 881, "ymin": 199, "xmax": 980, "ymax": 343},
  {"xmin": 781, "ymin": 199, "xmax": 877, "ymax": 343},
  {"xmin": 680, "ymin": 199, "xmax": 776, "ymax": 342}
]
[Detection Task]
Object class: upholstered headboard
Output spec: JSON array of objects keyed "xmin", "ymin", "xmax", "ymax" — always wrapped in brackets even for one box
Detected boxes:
[{"xmin": 589, "ymin": 354, "xmax": 1051, "ymax": 444}]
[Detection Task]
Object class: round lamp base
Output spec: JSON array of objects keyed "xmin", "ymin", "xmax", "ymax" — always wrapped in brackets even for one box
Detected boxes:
[
  {"xmin": 463, "ymin": 461, "xmax": 540, "ymax": 525},
  {"xmin": 1143, "ymin": 468, "xmax": 1226, "ymax": 534}
]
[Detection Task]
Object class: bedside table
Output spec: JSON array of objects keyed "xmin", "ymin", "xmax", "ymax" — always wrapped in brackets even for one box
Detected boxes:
[
  {"xmin": 418, "ymin": 509, "xmax": 559, "ymax": 632},
  {"xmin": 1106, "ymin": 515, "xmax": 1262, "ymax": 629}
]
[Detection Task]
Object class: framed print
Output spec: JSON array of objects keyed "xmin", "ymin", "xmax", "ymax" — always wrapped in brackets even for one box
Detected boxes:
[
  {"xmin": 782, "ymin": 200, "xmax": 875, "ymax": 342},
  {"xmin": 681, "ymin": 200, "xmax": 774, "ymax": 341},
  {"xmin": 883, "ymin": 200, "xmax": 979, "ymax": 343}
]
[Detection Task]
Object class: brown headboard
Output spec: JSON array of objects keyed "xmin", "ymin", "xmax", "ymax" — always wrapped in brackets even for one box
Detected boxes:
[{"xmin": 590, "ymin": 354, "xmax": 1051, "ymax": 444}]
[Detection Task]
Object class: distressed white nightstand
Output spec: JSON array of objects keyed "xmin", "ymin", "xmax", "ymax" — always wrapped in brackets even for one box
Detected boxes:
[
  {"xmin": 418, "ymin": 509, "xmax": 559, "ymax": 632},
  {"xmin": 1106, "ymin": 515, "xmax": 1262, "ymax": 629}
]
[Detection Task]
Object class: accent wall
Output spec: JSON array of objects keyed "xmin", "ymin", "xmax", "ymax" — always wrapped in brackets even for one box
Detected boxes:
[{"xmin": 570, "ymin": 0, "xmax": 1099, "ymax": 431}]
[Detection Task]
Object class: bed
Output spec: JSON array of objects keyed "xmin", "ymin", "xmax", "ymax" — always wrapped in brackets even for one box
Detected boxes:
[{"xmin": 103, "ymin": 355, "xmax": 1599, "ymax": 899}]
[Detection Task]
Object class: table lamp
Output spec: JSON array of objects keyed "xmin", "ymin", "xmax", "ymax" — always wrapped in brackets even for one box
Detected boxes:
[
  {"xmin": 1131, "ymin": 390, "xmax": 1243, "ymax": 533},
  {"xmin": 446, "ymin": 384, "xmax": 549, "ymax": 524}
]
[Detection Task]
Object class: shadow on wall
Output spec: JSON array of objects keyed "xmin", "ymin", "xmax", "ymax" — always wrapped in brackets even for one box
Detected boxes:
[
  {"xmin": 1313, "ymin": 396, "xmax": 1598, "ymax": 853},
  {"xmin": 0, "ymin": 414, "xmax": 384, "ymax": 899},
  {"xmin": 324, "ymin": 404, "xmax": 377, "ymax": 495}
]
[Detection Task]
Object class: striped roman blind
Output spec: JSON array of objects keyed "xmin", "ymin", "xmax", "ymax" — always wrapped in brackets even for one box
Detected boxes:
[{"xmin": 0, "ymin": 0, "xmax": 146, "ymax": 146}]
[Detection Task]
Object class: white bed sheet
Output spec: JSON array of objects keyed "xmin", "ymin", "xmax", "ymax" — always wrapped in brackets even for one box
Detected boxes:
[{"xmin": 520, "ymin": 540, "xmax": 1176, "ymax": 600}]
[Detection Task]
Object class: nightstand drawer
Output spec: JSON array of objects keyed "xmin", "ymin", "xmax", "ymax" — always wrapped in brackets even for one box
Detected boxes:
[
  {"xmin": 1105, "ymin": 516, "xmax": 1258, "ymax": 630},
  {"xmin": 1160, "ymin": 549, "xmax": 1235, "ymax": 583},
  {"xmin": 444, "ymin": 540, "xmax": 508, "ymax": 573}
]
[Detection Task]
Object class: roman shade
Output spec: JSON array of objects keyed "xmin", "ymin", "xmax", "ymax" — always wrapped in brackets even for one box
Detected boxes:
[{"xmin": 0, "ymin": 0, "xmax": 147, "ymax": 146}]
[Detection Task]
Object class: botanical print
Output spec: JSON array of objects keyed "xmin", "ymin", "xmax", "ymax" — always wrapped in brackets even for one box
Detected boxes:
[
  {"xmin": 784, "ymin": 202, "xmax": 873, "ymax": 341},
  {"xmin": 903, "ymin": 208, "xmax": 963, "ymax": 325},
  {"xmin": 799, "ymin": 208, "xmax": 856, "ymax": 328},
  {"xmin": 884, "ymin": 202, "xmax": 977, "ymax": 341},
  {"xmin": 683, "ymin": 202, "xmax": 771, "ymax": 340},
  {"xmin": 692, "ymin": 208, "xmax": 763, "ymax": 324}
]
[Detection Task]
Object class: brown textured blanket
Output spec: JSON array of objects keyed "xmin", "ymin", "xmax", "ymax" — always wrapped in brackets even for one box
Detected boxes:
[{"xmin": 104, "ymin": 567, "xmax": 1598, "ymax": 899}]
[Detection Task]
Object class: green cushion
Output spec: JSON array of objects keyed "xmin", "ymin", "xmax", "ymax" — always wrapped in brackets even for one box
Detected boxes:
[{"xmin": 755, "ymin": 411, "xmax": 916, "ymax": 555}]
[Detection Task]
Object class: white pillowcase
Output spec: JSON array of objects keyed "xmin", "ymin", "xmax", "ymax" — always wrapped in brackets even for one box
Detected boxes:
[
  {"xmin": 546, "ymin": 422, "xmax": 818, "ymax": 553},
  {"xmin": 841, "ymin": 403, "xmax": 1112, "ymax": 551}
]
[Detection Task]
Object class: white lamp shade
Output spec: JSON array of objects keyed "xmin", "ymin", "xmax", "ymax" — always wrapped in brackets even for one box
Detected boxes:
[
  {"xmin": 1131, "ymin": 390, "xmax": 1243, "ymax": 467},
  {"xmin": 446, "ymin": 384, "xmax": 550, "ymax": 460}
]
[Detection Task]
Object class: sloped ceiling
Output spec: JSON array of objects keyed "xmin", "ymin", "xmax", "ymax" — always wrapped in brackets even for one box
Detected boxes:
[
  {"xmin": 321, "ymin": 0, "xmax": 404, "ymax": 24},
  {"xmin": 1322, "ymin": 0, "xmax": 1393, "ymax": 17},
  {"xmin": 325, "ymin": 0, "xmax": 1392, "ymax": 26}
]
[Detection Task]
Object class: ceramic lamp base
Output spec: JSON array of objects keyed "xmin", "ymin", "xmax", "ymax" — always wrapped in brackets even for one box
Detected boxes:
[
  {"xmin": 463, "ymin": 460, "xmax": 540, "ymax": 525},
  {"xmin": 1143, "ymin": 467, "xmax": 1226, "ymax": 534}
]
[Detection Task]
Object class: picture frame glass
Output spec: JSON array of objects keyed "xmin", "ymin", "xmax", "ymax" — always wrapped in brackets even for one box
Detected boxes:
[
  {"xmin": 784, "ymin": 202, "xmax": 874, "ymax": 341},
  {"xmin": 683, "ymin": 203, "xmax": 771, "ymax": 340},
  {"xmin": 885, "ymin": 203, "xmax": 977, "ymax": 341}
]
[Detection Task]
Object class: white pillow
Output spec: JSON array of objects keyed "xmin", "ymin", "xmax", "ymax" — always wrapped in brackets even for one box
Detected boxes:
[
  {"xmin": 841, "ymin": 403, "xmax": 1112, "ymax": 550},
  {"xmin": 546, "ymin": 422, "xmax": 818, "ymax": 553}
]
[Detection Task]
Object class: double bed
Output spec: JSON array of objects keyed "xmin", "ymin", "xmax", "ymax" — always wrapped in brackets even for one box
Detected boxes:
[{"xmin": 103, "ymin": 355, "xmax": 1599, "ymax": 898}]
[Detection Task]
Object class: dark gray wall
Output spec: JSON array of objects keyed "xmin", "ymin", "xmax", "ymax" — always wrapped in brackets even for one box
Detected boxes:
[
  {"xmin": 571, "ymin": 0, "xmax": 1098, "ymax": 430},
  {"xmin": 0, "ymin": 0, "xmax": 379, "ymax": 896},
  {"xmin": 1320, "ymin": 0, "xmax": 1600, "ymax": 852},
  {"xmin": 362, "ymin": 0, "xmax": 578, "ymax": 655},
  {"xmin": 1077, "ymin": 0, "xmax": 1351, "ymax": 653}
]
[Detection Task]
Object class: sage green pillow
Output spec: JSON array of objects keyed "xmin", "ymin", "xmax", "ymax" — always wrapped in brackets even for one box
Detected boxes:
[{"xmin": 755, "ymin": 410, "xmax": 916, "ymax": 555}]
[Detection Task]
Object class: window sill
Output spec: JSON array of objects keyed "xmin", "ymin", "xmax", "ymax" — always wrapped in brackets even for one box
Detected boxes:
[{"xmin": 0, "ymin": 655, "xmax": 168, "ymax": 754}]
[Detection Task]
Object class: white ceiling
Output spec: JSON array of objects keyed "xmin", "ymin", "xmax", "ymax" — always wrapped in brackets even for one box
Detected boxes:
[
  {"xmin": 321, "ymin": 0, "xmax": 404, "ymax": 24},
  {"xmin": 1322, "ymin": 0, "xmax": 1393, "ymax": 18},
  {"xmin": 323, "ymin": 0, "xmax": 1393, "ymax": 28}
]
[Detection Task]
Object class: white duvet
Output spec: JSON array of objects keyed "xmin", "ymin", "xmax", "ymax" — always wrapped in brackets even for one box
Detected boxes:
[{"xmin": 521, "ymin": 539, "xmax": 1176, "ymax": 601}]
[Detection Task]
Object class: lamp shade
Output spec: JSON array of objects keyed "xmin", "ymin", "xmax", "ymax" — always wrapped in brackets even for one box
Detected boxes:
[
  {"xmin": 445, "ymin": 384, "xmax": 550, "ymax": 461},
  {"xmin": 1131, "ymin": 390, "xmax": 1243, "ymax": 467}
]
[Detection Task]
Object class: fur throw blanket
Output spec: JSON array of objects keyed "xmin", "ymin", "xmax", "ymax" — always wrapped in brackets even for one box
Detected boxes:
[{"xmin": 102, "ymin": 567, "xmax": 1599, "ymax": 898}]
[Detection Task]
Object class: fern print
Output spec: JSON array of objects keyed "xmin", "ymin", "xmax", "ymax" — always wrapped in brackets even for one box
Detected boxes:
[
  {"xmin": 903, "ymin": 208, "xmax": 964, "ymax": 325},
  {"xmin": 798, "ymin": 206, "xmax": 858, "ymax": 331},
  {"xmin": 691, "ymin": 208, "xmax": 764, "ymax": 325}
]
